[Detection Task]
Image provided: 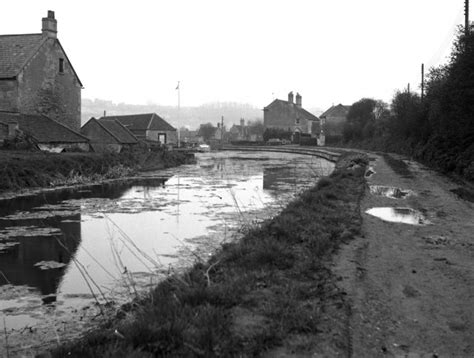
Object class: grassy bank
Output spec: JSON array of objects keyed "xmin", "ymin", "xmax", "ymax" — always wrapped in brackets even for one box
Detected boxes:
[
  {"xmin": 0, "ymin": 149, "xmax": 194, "ymax": 193},
  {"xmin": 49, "ymin": 153, "xmax": 367, "ymax": 357}
]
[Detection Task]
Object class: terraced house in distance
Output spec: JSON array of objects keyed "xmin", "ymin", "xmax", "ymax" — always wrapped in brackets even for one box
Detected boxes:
[
  {"xmin": 98, "ymin": 113, "xmax": 177, "ymax": 146},
  {"xmin": 0, "ymin": 10, "xmax": 87, "ymax": 151}
]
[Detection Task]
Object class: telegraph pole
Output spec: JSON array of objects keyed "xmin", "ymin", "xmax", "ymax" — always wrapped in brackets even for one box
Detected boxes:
[
  {"xmin": 421, "ymin": 63, "xmax": 425, "ymax": 102},
  {"xmin": 177, "ymin": 81, "xmax": 180, "ymax": 148},
  {"xmin": 220, "ymin": 116, "xmax": 224, "ymax": 147},
  {"xmin": 466, "ymin": 0, "xmax": 470, "ymax": 36}
]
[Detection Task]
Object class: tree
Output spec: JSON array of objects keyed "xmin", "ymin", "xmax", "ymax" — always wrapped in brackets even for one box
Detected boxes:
[
  {"xmin": 198, "ymin": 123, "xmax": 216, "ymax": 142},
  {"xmin": 343, "ymin": 98, "xmax": 377, "ymax": 141}
]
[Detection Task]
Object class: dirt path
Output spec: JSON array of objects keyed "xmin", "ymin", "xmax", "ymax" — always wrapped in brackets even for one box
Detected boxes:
[{"xmin": 335, "ymin": 154, "xmax": 474, "ymax": 357}]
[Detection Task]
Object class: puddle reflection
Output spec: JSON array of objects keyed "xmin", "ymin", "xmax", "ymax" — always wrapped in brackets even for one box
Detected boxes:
[
  {"xmin": 366, "ymin": 207, "xmax": 430, "ymax": 225},
  {"xmin": 369, "ymin": 185, "xmax": 413, "ymax": 199}
]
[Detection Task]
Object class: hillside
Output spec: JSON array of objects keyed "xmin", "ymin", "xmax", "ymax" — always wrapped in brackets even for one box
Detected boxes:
[{"xmin": 82, "ymin": 99, "xmax": 263, "ymax": 130}]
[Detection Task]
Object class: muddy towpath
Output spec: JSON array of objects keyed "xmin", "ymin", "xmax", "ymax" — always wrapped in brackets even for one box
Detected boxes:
[{"xmin": 335, "ymin": 153, "xmax": 474, "ymax": 357}]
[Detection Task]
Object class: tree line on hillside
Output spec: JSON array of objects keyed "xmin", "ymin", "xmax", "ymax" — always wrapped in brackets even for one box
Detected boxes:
[
  {"xmin": 342, "ymin": 28, "xmax": 474, "ymax": 181},
  {"xmin": 81, "ymin": 100, "xmax": 262, "ymax": 130}
]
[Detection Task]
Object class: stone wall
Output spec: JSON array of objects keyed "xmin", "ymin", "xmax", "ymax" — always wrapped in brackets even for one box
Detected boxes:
[{"xmin": 17, "ymin": 38, "xmax": 81, "ymax": 131}]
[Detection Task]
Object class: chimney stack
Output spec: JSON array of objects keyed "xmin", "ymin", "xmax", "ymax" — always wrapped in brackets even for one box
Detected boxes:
[
  {"xmin": 240, "ymin": 118, "xmax": 245, "ymax": 127},
  {"xmin": 42, "ymin": 10, "xmax": 57, "ymax": 38},
  {"xmin": 295, "ymin": 92, "xmax": 302, "ymax": 108},
  {"xmin": 288, "ymin": 91, "xmax": 294, "ymax": 104}
]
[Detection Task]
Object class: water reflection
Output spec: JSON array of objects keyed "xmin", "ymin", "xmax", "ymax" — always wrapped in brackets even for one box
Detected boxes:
[
  {"xmin": 365, "ymin": 207, "xmax": 430, "ymax": 225},
  {"xmin": 0, "ymin": 214, "xmax": 80, "ymax": 295},
  {"xmin": 0, "ymin": 178, "xmax": 168, "ymax": 297}
]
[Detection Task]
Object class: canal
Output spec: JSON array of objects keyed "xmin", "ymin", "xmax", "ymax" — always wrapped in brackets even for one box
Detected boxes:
[{"xmin": 0, "ymin": 151, "xmax": 334, "ymax": 354}]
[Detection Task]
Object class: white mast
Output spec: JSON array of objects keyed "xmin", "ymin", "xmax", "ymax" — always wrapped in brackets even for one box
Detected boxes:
[{"xmin": 177, "ymin": 81, "xmax": 181, "ymax": 148}]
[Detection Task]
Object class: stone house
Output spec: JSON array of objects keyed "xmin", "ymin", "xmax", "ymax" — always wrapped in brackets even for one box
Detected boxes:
[
  {"xmin": 0, "ymin": 112, "xmax": 89, "ymax": 152},
  {"xmin": 0, "ymin": 11, "xmax": 82, "ymax": 131},
  {"xmin": 263, "ymin": 92, "xmax": 319, "ymax": 142},
  {"xmin": 319, "ymin": 104, "xmax": 351, "ymax": 138},
  {"xmin": 81, "ymin": 117, "xmax": 139, "ymax": 153},
  {"xmin": 99, "ymin": 113, "xmax": 177, "ymax": 145}
]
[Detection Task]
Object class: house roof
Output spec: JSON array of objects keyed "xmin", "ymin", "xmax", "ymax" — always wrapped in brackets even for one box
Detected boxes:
[
  {"xmin": 99, "ymin": 113, "xmax": 176, "ymax": 132},
  {"xmin": 0, "ymin": 34, "xmax": 83, "ymax": 86},
  {"xmin": 264, "ymin": 99, "xmax": 320, "ymax": 121},
  {"xmin": 95, "ymin": 118, "xmax": 138, "ymax": 144},
  {"xmin": 320, "ymin": 104, "xmax": 351, "ymax": 118},
  {"xmin": 0, "ymin": 112, "xmax": 88, "ymax": 143}
]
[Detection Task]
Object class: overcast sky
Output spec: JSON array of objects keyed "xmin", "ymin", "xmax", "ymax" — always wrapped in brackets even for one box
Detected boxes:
[{"xmin": 1, "ymin": 1, "xmax": 467, "ymax": 110}]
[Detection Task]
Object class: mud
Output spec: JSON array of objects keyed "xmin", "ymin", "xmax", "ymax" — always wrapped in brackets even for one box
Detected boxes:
[{"xmin": 334, "ymin": 153, "xmax": 474, "ymax": 357}]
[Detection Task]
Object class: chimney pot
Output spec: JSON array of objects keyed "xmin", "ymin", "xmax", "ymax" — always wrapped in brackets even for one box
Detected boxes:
[
  {"xmin": 42, "ymin": 10, "xmax": 57, "ymax": 39},
  {"xmin": 295, "ymin": 92, "xmax": 302, "ymax": 108},
  {"xmin": 288, "ymin": 91, "xmax": 294, "ymax": 104}
]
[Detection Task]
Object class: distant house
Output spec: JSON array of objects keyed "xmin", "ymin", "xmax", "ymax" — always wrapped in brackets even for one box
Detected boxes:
[
  {"xmin": 81, "ymin": 117, "xmax": 138, "ymax": 153},
  {"xmin": 229, "ymin": 119, "xmax": 263, "ymax": 142},
  {"xmin": 320, "ymin": 104, "xmax": 350, "ymax": 138},
  {"xmin": 180, "ymin": 129, "xmax": 203, "ymax": 145},
  {"xmin": 99, "ymin": 113, "xmax": 177, "ymax": 145},
  {"xmin": 0, "ymin": 112, "xmax": 89, "ymax": 152},
  {"xmin": 0, "ymin": 11, "xmax": 82, "ymax": 131},
  {"xmin": 213, "ymin": 123, "xmax": 226, "ymax": 142},
  {"xmin": 263, "ymin": 92, "xmax": 319, "ymax": 142}
]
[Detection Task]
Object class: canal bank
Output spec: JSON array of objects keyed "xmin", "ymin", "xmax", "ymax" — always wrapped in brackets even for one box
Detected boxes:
[
  {"xmin": 0, "ymin": 149, "xmax": 195, "ymax": 200},
  {"xmin": 45, "ymin": 152, "xmax": 367, "ymax": 357}
]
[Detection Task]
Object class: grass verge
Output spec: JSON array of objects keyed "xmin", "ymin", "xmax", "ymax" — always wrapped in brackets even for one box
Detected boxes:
[
  {"xmin": 49, "ymin": 152, "xmax": 367, "ymax": 357},
  {"xmin": 0, "ymin": 149, "xmax": 193, "ymax": 193}
]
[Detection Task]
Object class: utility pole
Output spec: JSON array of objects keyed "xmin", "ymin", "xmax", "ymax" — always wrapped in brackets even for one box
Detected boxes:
[
  {"xmin": 466, "ymin": 0, "xmax": 470, "ymax": 36},
  {"xmin": 421, "ymin": 63, "xmax": 425, "ymax": 102},
  {"xmin": 176, "ymin": 81, "xmax": 180, "ymax": 148},
  {"xmin": 407, "ymin": 83, "xmax": 410, "ymax": 94},
  {"xmin": 220, "ymin": 116, "xmax": 224, "ymax": 147}
]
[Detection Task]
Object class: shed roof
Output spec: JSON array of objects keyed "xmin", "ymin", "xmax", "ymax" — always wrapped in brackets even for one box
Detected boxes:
[
  {"xmin": 96, "ymin": 118, "xmax": 139, "ymax": 144},
  {"xmin": 320, "ymin": 104, "xmax": 351, "ymax": 118},
  {"xmin": 100, "ymin": 113, "xmax": 176, "ymax": 132},
  {"xmin": 0, "ymin": 112, "xmax": 88, "ymax": 143}
]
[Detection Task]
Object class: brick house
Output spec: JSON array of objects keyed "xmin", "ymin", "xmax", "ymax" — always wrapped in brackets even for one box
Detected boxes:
[
  {"xmin": 99, "ymin": 113, "xmax": 177, "ymax": 145},
  {"xmin": 319, "ymin": 104, "xmax": 350, "ymax": 138},
  {"xmin": 263, "ymin": 92, "xmax": 319, "ymax": 142},
  {"xmin": 0, "ymin": 11, "xmax": 82, "ymax": 131},
  {"xmin": 81, "ymin": 117, "xmax": 139, "ymax": 153}
]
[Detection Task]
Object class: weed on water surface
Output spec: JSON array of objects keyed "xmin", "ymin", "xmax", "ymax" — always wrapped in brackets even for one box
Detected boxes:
[{"xmin": 50, "ymin": 153, "xmax": 367, "ymax": 357}]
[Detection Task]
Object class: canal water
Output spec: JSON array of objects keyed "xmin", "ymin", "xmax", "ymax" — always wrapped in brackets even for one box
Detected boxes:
[{"xmin": 0, "ymin": 151, "xmax": 333, "ymax": 337}]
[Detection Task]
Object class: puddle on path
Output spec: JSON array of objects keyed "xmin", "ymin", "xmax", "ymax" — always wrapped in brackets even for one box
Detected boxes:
[
  {"xmin": 0, "ymin": 151, "xmax": 334, "ymax": 348},
  {"xmin": 369, "ymin": 185, "xmax": 413, "ymax": 199},
  {"xmin": 366, "ymin": 207, "xmax": 430, "ymax": 225},
  {"xmin": 365, "ymin": 167, "xmax": 376, "ymax": 178}
]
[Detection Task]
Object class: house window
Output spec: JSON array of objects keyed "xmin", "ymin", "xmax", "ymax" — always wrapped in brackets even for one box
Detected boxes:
[
  {"xmin": 59, "ymin": 58, "xmax": 64, "ymax": 73},
  {"xmin": 295, "ymin": 118, "xmax": 300, "ymax": 125}
]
